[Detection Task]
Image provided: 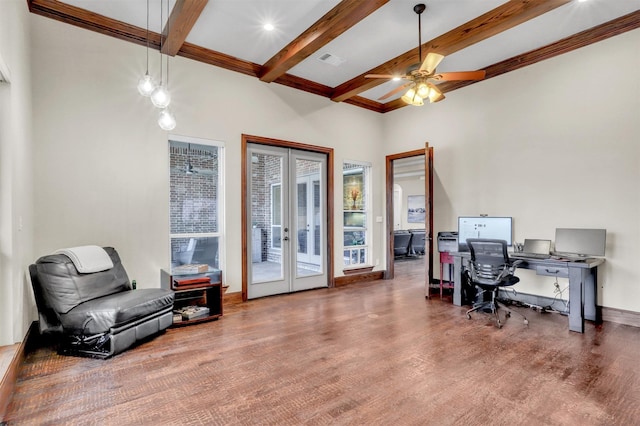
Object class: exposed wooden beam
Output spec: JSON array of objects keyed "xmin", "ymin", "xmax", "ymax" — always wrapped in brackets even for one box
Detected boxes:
[
  {"xmin": 259, "ymin": 0, "xmax": 389, "ymax": 83},
  {"xmin": 28, "ymin": 0, "xmax": 160, "ymax": 49},
  {"xmin": 161, "ymin": 0, "xmax": 209, "ymax": 57},
  {"xmin": 331, "ymin": 0, "xmax": 573, "ymax": 102},
  {"xmin": 382, "ymin": 10, "xmax": 640, "ymax": 114}
]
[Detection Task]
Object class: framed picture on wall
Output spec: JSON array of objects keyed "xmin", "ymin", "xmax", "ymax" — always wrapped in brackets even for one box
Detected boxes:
[{"xmin": 407, "ymin": 195, "xmax": 425, "ymax": 223}]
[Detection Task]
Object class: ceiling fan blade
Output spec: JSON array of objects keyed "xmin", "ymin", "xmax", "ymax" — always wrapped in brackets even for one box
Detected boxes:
[
  {"xmin": 427, "ymin": 83, "xmax": 445, "ymax": 103},
  {"xmin": 378, "ymin": 83, "xmax": 413, "ymax": 100},
  {"xmin": 365, "ymin": 74, "xmax": 400, "ymax": 79},
  {"xmin": 434, "ymin": 70, "xmax": 486, "ymax": 81},
  {"xmin": 419, "ymin": 53, "xmax": 444, "ymax": 74}
]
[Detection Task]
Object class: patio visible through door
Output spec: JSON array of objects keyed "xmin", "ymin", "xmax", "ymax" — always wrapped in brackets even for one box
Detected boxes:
[{"xmin": 246, "ymin": 144, "xmax": 328, "ymax": 299}]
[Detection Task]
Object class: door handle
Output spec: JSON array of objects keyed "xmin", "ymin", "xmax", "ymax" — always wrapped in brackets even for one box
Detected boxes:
[{"xmin": 283, "ymin": 236, "xmax": 289, "ymax": 241}]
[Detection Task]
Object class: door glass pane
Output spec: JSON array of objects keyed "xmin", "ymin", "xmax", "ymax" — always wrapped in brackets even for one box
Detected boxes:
[
  {"xmin": 314, "ymin": 181, "xmax": 321, "ymax": 256},
  {"xmin": 297, "ymin": 182, "xmax": 308, "ymax": 255},
  {"xmin": 251, "ymin": 153, "xmax": 283, "ymax": 283},
  {"xmin": 295, "ymin": 159, "xmax": 322, "ymax": 277}
]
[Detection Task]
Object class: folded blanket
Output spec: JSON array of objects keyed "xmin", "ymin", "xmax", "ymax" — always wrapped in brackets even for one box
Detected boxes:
[{"xmin": 55, "ymin": 245, "xmax": 114, "ymax": 273}]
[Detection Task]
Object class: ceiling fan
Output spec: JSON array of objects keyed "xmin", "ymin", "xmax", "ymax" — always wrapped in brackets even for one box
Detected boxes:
[
  {"xmin": 366, "ymin": 3, "xmax": 486, "ymax": 106},
  {"xmin": 172, "ymin": 143, "xmax": 214, "ymax": 176}
]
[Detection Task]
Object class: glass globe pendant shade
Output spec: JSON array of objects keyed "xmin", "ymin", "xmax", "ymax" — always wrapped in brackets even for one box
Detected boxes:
[
  {"xmin": 401, "ymin": 88, "xmax": 424, "ymax": 106},
  {"xmin": 158, "ymin": 109, "xmax": 176, "ymax": 130},
  {"xmin": 151, "ymin": 85, "xmax": 171, "ymax": 108},
  {"xmin": 137, "ymin": 73, "xmax": 157, "ymax": 97},
  {"xmin": 416, "ymin": 82, "xmax": 431, "ymax": 99}
]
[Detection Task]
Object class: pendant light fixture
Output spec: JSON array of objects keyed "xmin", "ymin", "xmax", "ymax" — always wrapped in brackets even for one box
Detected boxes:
[
  {"xmin": 150, "ymin": 0, "xmax": 171, "ymax": 109},
  {"xmin": 155, "ymin": 0, "xmax": 176, "ymax": 130},
  {"xmin": 137, "ymin": 0, "xmax": 157, "ymax": 96}
]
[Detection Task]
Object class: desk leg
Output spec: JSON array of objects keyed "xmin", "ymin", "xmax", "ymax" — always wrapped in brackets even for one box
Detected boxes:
[
  {"xmin": 568, "ymin": 267, "xmax": 585, "ymax": 333},
  {"xmin": 453, "ymin": 256, "xmax": 462, "ymax": 306},
  {"xmin": 583, "ymin": 267, "xmax": 598, "ymax": 322}
]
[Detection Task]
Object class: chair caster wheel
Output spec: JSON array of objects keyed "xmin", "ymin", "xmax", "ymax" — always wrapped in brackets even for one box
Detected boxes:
[
  {"xmin": 506, "ymin": 312, "xmax": 511, "ymax": 318},
  {"xmin": 467, "ymin": 313, "xmax": 472, "ymax": 320},
  {"xmin": 497, "ymin": 321, "xmax": 502, "ymax": 329},
  {"xmin": 524, "ymin": 319, "xmax": 529, "ymax": 326}
]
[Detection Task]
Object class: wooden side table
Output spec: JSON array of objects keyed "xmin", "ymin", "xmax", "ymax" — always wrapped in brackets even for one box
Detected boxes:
[
  {"xmin": 161, "ymin": 268, "xmax": 223, "ymax": 326},
  {"xmin": 439, "ymin": 252, "xmax": 454, "ymax": 299}
]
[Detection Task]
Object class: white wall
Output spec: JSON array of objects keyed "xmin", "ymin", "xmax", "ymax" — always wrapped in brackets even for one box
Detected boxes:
[
  {"xmin": 394, "ymin": 176, "xmax": 426, "ymax": 230},
  {"xmin": 0, "ymin": 0, "xmax": 35, "ymax": 346},
  {"xmin": 29, "ymin": 16, "xmax": 386, "ymax": 297},
  {"xmin": 382, "ymin": 29, "xmax": 640, "ymax": 311}
]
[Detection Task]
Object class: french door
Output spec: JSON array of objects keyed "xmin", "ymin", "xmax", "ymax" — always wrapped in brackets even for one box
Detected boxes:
[{"xmin": 246, "ymin": 144, "xmax": 328, "ymax": 299}]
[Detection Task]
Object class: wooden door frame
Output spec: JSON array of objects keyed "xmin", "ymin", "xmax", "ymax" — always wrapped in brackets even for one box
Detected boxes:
[
  {"xmin": 241, "ymin": 134, "xmax": 334, "ymax": 302},
  {"xmin": 385, "ymin": 144, "xmax": 434, "ymax": 296}
]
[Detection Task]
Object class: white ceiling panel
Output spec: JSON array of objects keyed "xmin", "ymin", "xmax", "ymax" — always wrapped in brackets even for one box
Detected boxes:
[{"xmin": 186, "ymin": 0, "xmax": 341, "ymax": 65}]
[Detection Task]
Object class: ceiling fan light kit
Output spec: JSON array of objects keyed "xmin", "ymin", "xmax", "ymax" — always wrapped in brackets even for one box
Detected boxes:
[{"xmin": 366, "ymin": 3, "xmax": 486, "ymax": 107}]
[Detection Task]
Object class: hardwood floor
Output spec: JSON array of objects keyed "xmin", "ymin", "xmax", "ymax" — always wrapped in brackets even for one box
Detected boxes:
[{"xmin": 5, "ymin": 261, "xmax": 640, "ymax": 425}]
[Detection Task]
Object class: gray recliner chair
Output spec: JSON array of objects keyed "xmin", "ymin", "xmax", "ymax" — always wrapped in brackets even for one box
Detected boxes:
[{"xmin": 29, "ymin": 246, "xmax": 174, "ymax": 358}]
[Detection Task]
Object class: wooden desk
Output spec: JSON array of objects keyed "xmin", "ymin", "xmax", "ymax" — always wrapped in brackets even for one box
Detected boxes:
[{"xmin": 450, "ymin": 252, "xmax": 604, "ymax": 333}]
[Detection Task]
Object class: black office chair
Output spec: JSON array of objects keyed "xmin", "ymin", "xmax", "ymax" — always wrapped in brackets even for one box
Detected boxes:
[
  {"xmin": 393, "ymin": 230, "xmax": 413, "ymax": 258},
  {"xmin": 465, "ymin": 238, "xmax": 528, "ymax": 328}
]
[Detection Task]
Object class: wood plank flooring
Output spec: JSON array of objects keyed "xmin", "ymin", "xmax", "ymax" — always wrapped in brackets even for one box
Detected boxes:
[{"xmin": 5, "ymin": 260, "xmax": 640, "ymax": 425}]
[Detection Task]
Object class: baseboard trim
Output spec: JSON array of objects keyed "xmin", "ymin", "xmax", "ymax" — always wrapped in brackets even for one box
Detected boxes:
[
  {"xmin": 223, "ymin": 291, "xmax": 243, "ymax": 309},
  {"xmin": 601, "ymin": 306, "xmax": 640, "ymax": 328},
  {"xmin": 335, "ymin": 271, "xmax": 384, "ymax": 287},
  {"xmin": 0, "ymin": 321, "xmax": 37, "ymax": 422}
]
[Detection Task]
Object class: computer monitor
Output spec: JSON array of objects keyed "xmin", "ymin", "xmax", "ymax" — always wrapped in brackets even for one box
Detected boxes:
[
  {"xmin": 554, "ymin": 228, "xmax": 606, "ymax": 257},
  {"xmin": 458, "ymin": 216, "xmax": 512, "ymax": 251}
]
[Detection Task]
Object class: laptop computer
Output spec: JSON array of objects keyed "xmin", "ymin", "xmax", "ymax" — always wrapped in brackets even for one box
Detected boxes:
[{"xmin": 511, "ymin": 239, "xmax": 551, "ymax": 259}]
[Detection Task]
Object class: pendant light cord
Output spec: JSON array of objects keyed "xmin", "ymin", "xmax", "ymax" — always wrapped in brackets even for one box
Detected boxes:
[
  {"xmin": 145, "ymin": 0, "xmax": 150, "ymax": 73},
  {"xmin": 166, "ymin": 0, "xmax": 170, "ymax": 87},
  {"xmin": 159, "ymin": 0, "xmax": 163, "ymax": 84}
]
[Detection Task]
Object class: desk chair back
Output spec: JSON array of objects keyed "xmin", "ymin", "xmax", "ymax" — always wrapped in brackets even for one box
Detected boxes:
[{"xmin": 467, "ymin": 239, "xmax": 517, "ymax": 287}]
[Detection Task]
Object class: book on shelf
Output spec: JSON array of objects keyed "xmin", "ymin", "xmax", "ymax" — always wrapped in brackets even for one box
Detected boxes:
[
  {"xmin": 172, "ymin": 264, "xmax": 209, "ymax": 274},
  {"xmin": 173, "ymin": 276, "xmax": 211, "ymax": 288},
  {"xmin": 174, "ymin": 305, "xmax": 210, "ymax": 320}
]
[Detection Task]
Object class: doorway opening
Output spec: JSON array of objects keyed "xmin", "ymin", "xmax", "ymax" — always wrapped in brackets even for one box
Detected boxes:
[{"xmin": 385, "ymin": 145, "xmax": 433, "ymax": 297}]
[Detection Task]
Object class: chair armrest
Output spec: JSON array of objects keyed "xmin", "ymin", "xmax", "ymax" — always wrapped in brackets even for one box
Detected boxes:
[{"xmin": 510, "ymin": 259, "xmax": 523, "ymax": 268}]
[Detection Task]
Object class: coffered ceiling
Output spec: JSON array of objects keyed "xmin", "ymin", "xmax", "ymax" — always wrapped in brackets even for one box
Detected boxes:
[{"xmin": 28, "ymin": 0, "xmax": 640, "ymax": 113}]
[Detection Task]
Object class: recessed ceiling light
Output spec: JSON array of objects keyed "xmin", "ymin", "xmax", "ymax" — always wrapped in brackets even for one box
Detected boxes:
[
  {"xmin": 263, "ymin": 23, "xmax": 275, "ymax": 31},
  {"xmin": 392, "ymin": 76, "xmax": 402, "ymax": 81}
]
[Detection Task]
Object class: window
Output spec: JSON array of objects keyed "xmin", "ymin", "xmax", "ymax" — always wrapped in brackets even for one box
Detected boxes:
[
  {"xmin": 169, "ymin": 137, "xmax": 224, "ymax": 270},
  {"xmin": 343, "ymin": 161, "xmax": 371, "ymax": 267}
]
